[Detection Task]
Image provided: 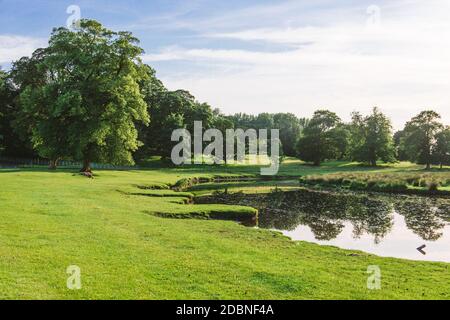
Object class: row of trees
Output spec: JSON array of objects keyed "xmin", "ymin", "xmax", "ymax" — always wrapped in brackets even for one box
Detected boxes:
[
  {"xmin": 226, "ymin": 113, "xmax": 307, "ymax": 157},
  {"xmin": 0, "ymin": 20, "xmax": 217, "ymax": 171},
  {"xmin": 0, "ymin": 19, "xmax": 449, "ymax": 170},
  {"xmin": 295, "ymin": 108, "xmax": 449, "ymax": 168},
  {"xmin": 0, "ymin": 19, "xmax": 312, "ymax": 170},
  {"xmin": 224, "ymin": 108, "xmax": 450, "ymax": 169}
]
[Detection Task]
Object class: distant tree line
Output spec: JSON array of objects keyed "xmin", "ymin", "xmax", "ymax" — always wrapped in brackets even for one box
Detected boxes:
[
  {"xmin": 0, "ymin": 20, "xmax": 449, "ymax": 171},
  {"xmin": 294, "ymin": 108, "xmax": 449, "ymax": 168}
]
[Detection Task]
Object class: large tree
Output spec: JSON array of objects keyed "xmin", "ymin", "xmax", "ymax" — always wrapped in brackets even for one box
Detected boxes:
[
  {"xmin": 349, "ymin": 107, "xmax": 396, "ymax": 166},
  {"xmin": 401, "ymin": 110, "xmax": 443, "ymax": 169},
  {"xmin": 11, "ymin": 20, "xmax": 149, "ymax": 171},
  {"xmin": 273, "ymin": 113, "xmax": 303, "ymax": 157},
  {"xmin": 139, "ymin": 89, "xmax": 195, "ymax": 160},
  {"xmin": 228, "ymin": 112, "xmax": 306, "ymax": 157},
  {"xmin": 0, "ymin": 68, "xmax": 35, "ymax": 158},
  {"xmin": 296, "ymin": 110, "xmax": 342, "ymax": 166}
]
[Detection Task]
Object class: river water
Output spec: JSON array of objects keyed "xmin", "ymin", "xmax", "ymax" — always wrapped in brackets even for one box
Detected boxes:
[{"xmin": 200, "ymin": 188, "xmax": 450, "ymax": 262}]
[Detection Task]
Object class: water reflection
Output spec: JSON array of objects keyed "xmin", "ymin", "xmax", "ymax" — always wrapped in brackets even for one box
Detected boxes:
[
  {"xmin": 395, "ymin": 200, "xmax": 446, "ymax": 241},
  {"xmin": 258, "ymin": 190, "xmax": 397, "ymax": 243},
  {"xmin": 201, "ymin": 189, "xmax": 450, "ymax": 262}
]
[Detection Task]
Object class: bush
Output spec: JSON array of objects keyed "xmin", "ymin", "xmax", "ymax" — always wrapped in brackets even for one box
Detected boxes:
[
  {"xmin": 389, "ymin": 182, "xmax": 408, "ymax": 192},
  {"xmin": 298, "ymin": 171, "xmax": 448, "ymax": 194},
  {"xmin": 349, "ymin": 181, "xmax": 367, "ymax": 190}
]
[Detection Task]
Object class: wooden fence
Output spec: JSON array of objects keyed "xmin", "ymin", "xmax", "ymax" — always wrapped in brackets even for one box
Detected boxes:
[{"xmin": 0, "ymin": 156, "xmax": 138, "ymax": 170}]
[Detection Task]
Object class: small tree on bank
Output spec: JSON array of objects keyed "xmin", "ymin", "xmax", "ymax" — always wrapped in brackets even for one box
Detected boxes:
[{"xmin": 11, "ymin": 20, "xmax": 149, "ymax": 172}]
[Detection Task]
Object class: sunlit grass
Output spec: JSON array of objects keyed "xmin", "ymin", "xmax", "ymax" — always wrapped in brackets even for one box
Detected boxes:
[{"xmin": 0, "ymin": 160, "xmax": 449, "ymax": 299}]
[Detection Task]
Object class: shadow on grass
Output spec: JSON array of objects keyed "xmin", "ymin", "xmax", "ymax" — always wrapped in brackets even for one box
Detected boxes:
[
  {"xmin": 2, "ymin": 159, "xmax": 449, "ymax": 177},
  {"xmin": 0, "ymin": 166, "xmax": 79, "ymax": 174}
]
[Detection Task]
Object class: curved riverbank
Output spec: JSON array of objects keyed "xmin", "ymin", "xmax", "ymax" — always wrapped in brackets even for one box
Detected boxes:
[{"xmin": 194, "ymin": 187, "xmax": 450, "ymax": 263}]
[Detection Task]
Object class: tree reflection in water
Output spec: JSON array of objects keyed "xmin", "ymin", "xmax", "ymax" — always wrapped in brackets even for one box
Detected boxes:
[
  {"xmin": 394, "ymin": 199, "xmax": 447, "ymax": 241},
  {"xmin": 202, "ymin": 189, "xmax": 450, "ymax": 244}
]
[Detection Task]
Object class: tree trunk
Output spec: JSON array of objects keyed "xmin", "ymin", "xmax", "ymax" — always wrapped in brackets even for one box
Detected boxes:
[
  {"xmin": 425, "ymin": 162, "xmax": 431, "ymax": 170},
  {"xmin": 48, "ymin": 158, "xmax": 59, "ymax": 170},
  {"xmin": 313, "ymin": 160, "xmax": 321, "ymax": 166},
  {"xmin": 80, "ymin": 159, "xmax": 92, "ymax": 173},
  {"xmin": 370, "ymin": 159, "xmax": 377, "ymax": 167}
]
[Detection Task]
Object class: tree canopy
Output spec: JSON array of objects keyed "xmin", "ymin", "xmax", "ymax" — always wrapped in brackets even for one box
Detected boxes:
[
  {"xmin": 0, "ymin": 19, "xmax": 449, "ymax": 171},
  {"xmin": 0, "ymin": 69, "xmax": 7, "ymax": 153},
  {"xmin": 10, "ymin": 19, "xmax": 149, "ymax": 171},
  {"xmin": 349, "ymin": 107, "xmax": 396, "ymax": 166},
  {"xmin": 433, "ymin": 127, "xmax": 450, "ymax": 168},
  {"xmin": 296, "ymin": 110, "xmax": 342, "ymax": 166},
  {"xmin": 227, "ymin": 112, "xmax": 305, "ymax": 157},
  {"xmin": 400, "ymin": 111, "xmax": 443, "ymax": 169}
]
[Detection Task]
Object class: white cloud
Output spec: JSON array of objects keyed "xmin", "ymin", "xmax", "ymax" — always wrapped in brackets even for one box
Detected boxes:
[
  {"xmin": 0, "ymin": 35, "xmax": 46, "ymax": 64},
  {"xmin": 145, "ymin": 0, "xmax": 450, "ymax": 129}
]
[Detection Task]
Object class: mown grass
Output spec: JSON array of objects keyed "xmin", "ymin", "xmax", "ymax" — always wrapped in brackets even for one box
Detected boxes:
[{"xmin": 0, "ymin": 160, "xmax": 449, "ymax": 299}]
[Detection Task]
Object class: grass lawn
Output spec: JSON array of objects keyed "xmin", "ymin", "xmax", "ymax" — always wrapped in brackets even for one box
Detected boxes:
[{"xmin": 0, "ymin": 159, "xmax": 449, "ymax": 299}]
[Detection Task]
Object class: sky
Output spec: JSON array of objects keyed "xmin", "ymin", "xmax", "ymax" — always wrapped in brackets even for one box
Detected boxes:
[{"xmin": 1, "ymin": 0, "xmax": 450, "ymax": 130}]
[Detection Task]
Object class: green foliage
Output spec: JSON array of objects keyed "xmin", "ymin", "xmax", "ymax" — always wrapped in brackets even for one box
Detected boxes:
[
  {"xmin": 272, "ymin": 113, "xmax": 303, "ymax": 156},
  {"xmin": 0, "ymin": 69, "xmax": 35, "ymax": 158},
  {"xmin": 2, "ymin": 18, "xmax": 448, "ymax": 174},
  {"xmin": 0, "ymin": 69, "xmax": 7, "ymax": 153},
  {"xmin": 299, "ymin": 171, "xmax": 450, "ymax": 194},
  {"xmin": 393, "ymin": 130, "xmax": 409, "ymax": 161},
  {"xmin": 11, "ymin": 19, "xmax": 149, "ymax": 170},
  {"xmin": 137, "ymin": 85, "xmax": 233, "ymax": 161},
  {"xmin": 433, "ymin": 127, "xmax": 450, "ymax": 168},
  {"xmin": 296, "ymin": 110, "xmax": 342, "ymax": 166},
  {"xmin": 349, "ymin": 107, "xmax": 396, "ymax": 166},
  {"xmin": 227, "ymin": 112, "xmax": 305, "ymax": 157},
  {"xmin": 400, "ymin": 110, "xmax": 443, "ymax": 169},
  {"xmin": 330, "ymin": 124, "xmax": 351, "ymax": 160},
  {"xmin": 140, "ymin": 90, "xmax": 190, "ymax": 159}
]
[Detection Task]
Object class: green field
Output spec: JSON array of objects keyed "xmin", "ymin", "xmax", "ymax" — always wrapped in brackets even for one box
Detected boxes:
[{"xmin": 1, "ymin": 160, "xmax": 449, "ymax": 299}]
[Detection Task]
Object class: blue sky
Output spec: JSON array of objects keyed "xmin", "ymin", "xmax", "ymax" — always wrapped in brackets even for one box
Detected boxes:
[{"xmin": 1, "ymin": 0, "xmax": 450, "ymax": 129}]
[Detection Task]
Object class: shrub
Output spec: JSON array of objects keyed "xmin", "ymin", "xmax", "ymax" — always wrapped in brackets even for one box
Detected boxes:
[
  {"xmin": 349, "ymin": 181, "xmax": 368, "ymax": 190},
  {"xmin": 389, "ymin": 182, "xmax": 408, "ymax": 192},
  {"xmin": 298, "ymin": 171, "xmax": 449, "ymax": 193}
]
